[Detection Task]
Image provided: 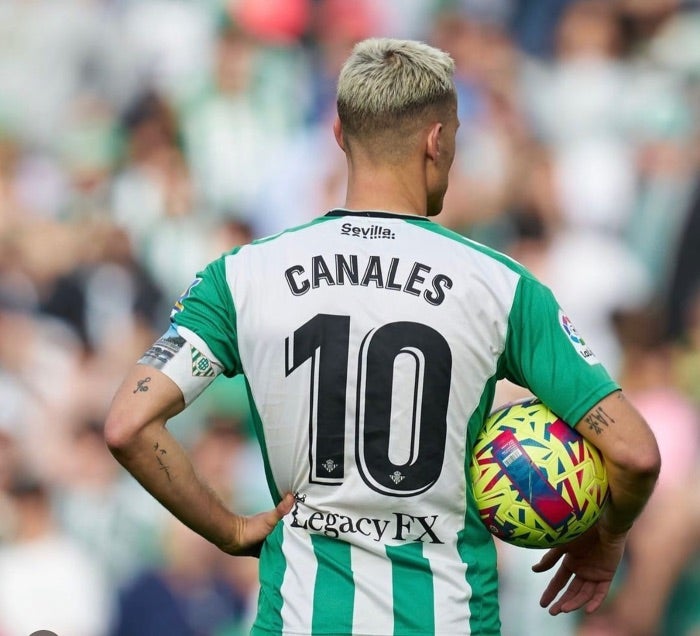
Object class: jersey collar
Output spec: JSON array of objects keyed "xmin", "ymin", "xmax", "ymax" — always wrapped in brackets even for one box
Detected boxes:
[{"xmin": 325, "ymin": 209, "xmax": 432, "ymax": 221}]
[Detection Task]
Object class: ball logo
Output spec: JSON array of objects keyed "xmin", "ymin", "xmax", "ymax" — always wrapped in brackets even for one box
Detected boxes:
[{"xmin": 559, "ymin": 310, "xmax": 598, "ymax": 365}]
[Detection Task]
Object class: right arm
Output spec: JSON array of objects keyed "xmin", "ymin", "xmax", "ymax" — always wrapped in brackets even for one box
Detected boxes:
[
  {"xmin": 105, "ymin": 259, "xmax": 294, "ymax": 555},
  {"xmin": 533, "ymin": 390, "xmax": 661, "ymax": 615},
  {"xmin": 104, "ymin": 363, "xmax": 293, "ymax": 557}
]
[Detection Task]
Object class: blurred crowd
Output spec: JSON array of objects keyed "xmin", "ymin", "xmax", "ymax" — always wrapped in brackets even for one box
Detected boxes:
[{"xmin": 0, "ymin": 0, "xmax": 699, "ymax": 634}]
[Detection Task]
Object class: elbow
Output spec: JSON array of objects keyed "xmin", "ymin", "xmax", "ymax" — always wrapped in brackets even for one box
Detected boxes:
[
  {"xmin": 641, "ymin": 448, "xmax": 662, "ymax": 488},
  {"xmin": 630, "ymin": 451, "xmax": 661, "ymax": 493},
  {"xmin": 642, "ymin": 444, "xmax": 662, "ymax": 482},
  {"xmin": 633, "ymin": 429, "xmax": 662, "ymax": 481},
  {"xmin": 613, "ymin": 434, "xmax": 662, "ymax": 485},
  {"xmin": 103, "ymin": 411, "xmax": 143, "ymax": 455}
]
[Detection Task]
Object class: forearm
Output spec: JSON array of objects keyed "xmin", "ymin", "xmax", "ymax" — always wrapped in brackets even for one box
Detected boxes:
[
  {"xmin": 597, "ymin": 460, "xmax": 659, "ymax": 538},
  {"xmin": 578, "ymin": 392, "xmax": 661, "ymax": 537},
  {"xmin": 109, "ymin": 419, "xmax": 237, "ymax": 548},
  {"xmin": 104, "ymin": 364, "xmax": 238, "ymax": 549}
]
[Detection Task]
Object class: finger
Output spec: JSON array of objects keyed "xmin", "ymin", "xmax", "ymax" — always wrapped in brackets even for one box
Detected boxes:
[
  {"xmin": 259, "ymin": 493, "xmax": 294, "ymax": 532},
  {"xmin": 584, "ymin": 582, "xmax": 612, "ymax": 614},
  {"xmin": 539, "ymin": 564, "xmax": 573, "ymax": 610},
  {"xmin": 236, "ymin": 498, "xmax": 293, "ymax": 558},
  {"xmin": 550, "ymin": 577, "xmax": 592, "ymax": 614},
  {"xmin": 551, "ymin": 578, "xmax": 610, "ymax": 615},
  {"xmin": 532, "ymin": 546, "xmax": 565, "ymax": 573},
  {"xmin": 276, "ymin": 492, "xmax": 295, "ymax": 517}
]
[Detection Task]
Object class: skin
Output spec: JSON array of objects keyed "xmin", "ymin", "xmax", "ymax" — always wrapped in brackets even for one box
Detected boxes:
[
  {"xmin": 103, "ymin": 104, "xmax": 459, "ymax": 556},
  {"xmin": 104, "ymin": 99, "xmax": 661, "ymax": 620},
  {"xmin": 336, "ymin": 109, "xmax": 660, "ymax": 617},
  {"xmin": 578, "ymin": 476, "xmax": 700, "ymax": 635},
  {"xmin": 332, "ymin": 102, "xmax": 460, "ymax": 218},
  {"xmin": 532, "ymin": 390, "xmax": 660, "ymax": 616},
  {"xmin": 104, "ymin": 366, "xmax": 294, "ymax": 557}
]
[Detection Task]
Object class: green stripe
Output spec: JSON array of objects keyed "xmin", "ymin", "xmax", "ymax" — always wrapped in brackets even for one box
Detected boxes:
[
  {"xmin": 459, "ymin": 372, "xmax": 501, "ymax": 636},
  {"xmin": 252, "ymin": 522, "xmax": 286, "ymax": 635},
  {"xmin": 173, "ymin": 253, "xmax": 243, "ymax": 374},
  {"xmin": 252, "ymin": 214, "xmax": 337, "ymax": 245},
  {"xmin": 311, "ymin": 534, "xmax": 354, "ymax": 635},
  {"xmin": 244, "ymin": 377, "xmax": 282, "ymax": 503},
  {"xmin": 386, "ymin": 542, "xmax": 434, "ymax": 635}
]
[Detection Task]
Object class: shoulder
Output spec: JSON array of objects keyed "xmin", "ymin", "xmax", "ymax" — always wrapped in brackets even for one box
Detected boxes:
[{"xmin": 410, "ymin": 221, "xmax": 536, "ymax": 277}]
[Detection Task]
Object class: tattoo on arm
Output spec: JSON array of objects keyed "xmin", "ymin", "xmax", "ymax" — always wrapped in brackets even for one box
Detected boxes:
[
  {"xmin": 133, "ymin": 377, "xmax": 151, "ymax": 393},
  {"xmin": 585, "ymin": 407, "xmax": 616, "ymax": 435},
  {"xmin": 153, "ymin": 441, "xmax": 172, "ymax": 481}
]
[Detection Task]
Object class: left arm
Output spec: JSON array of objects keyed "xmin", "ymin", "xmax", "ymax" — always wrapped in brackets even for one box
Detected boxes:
[
  {"xmin": 104, "ymin": 363, "xmax": 292, "ymax": 556},
  {"xmin": 532, "ymin": 391, "xmax": 661, "ymax": 615}
]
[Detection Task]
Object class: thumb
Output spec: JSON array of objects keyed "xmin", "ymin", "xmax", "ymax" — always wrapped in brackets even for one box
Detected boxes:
[
  {"xmin": 231, "ymin": 493, "xmax": 295, "ymax": 557},
  {"xmin": 257, "ymin": 492, "xmax": 294, "ymax": 532},
  {"xmin": 275, "ymin": 492, "xmax": 295, "ymax": 518}
]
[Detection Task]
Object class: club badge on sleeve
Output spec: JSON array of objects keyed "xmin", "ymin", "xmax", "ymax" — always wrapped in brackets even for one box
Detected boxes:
[{"xmin": 139, "ymin": 324, "xmax": 222, "ymax": 404}]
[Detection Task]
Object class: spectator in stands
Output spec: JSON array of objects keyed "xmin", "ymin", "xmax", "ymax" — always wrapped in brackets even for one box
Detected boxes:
[{"xmin": 0, "ymin": 473, "xmax": 113, "ymax": 636}]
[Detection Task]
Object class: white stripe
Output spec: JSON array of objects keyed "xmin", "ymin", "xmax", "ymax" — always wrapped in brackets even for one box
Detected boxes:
[
  {"xmin": 279, "ymin": 524, "xmax": 317, "ymax": 633},
  {"xmin": 426, "ymin": 541, "xmax": 472, "ymax": 634},
  {"xmin": 351, "ymin": 545, "xmax": 394, "ymax": 635}
]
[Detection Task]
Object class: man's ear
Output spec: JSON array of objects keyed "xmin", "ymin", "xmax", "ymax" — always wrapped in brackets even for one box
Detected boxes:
[
  {"xmin": 426, "ymin": 122, "xmax": 443, "ymax": 162},
  {"xmin": 333, "ymin": 116, "xmax": 346, "ymax": 151}
]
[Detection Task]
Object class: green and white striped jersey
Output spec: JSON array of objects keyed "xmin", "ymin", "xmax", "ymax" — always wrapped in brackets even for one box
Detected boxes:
[{"xmin": 169, "ymin": 210, "xmax": 619, "ymax": 636}]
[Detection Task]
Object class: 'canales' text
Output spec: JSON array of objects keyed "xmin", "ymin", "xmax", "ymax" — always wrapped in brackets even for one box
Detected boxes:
[{"xmin": 284, "ymin": 254, "xmax": 453, "ymax": 306}]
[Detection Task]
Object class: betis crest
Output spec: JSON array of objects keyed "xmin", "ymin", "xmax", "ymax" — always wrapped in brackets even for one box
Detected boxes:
[{"xmin": 191, "ymin": 346, "xmax": 215, "ymax": 377}]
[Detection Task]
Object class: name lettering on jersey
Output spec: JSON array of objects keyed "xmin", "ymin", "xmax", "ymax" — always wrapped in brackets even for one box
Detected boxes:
[
  {"xmin": 289, "ymin": 498, "xmax": 445, "ymax": 544},
  {"xmin": 284, "ymin": 254, "xmax": 453, "ymax": 306},
  {"xmin": 341, "ymin": 222, "xmax": 396, "ymax": 240}
]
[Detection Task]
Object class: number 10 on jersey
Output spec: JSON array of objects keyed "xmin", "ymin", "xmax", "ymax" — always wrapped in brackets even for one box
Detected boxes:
[{"xmin": 285, "ymin": 313, "xmax": 452, "ymax": 498}]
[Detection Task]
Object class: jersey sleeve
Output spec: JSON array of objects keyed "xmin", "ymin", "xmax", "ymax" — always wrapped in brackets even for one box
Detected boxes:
[
  {"xmin": 171, "ymin": 253, "xmax": 242, "ymax": 377},
  {"xmin": 499, "ymin": 275, "xmax": 620, "ymax": 426}
]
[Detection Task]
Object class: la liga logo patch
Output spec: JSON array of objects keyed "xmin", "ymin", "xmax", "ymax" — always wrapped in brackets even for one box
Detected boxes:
[
  {"xmin": 170, "ymin": 277, "xmax": 202, "ymax": 318},
  {"xmin": 559, "ymin": 310, "xmax": 599, "ymax": 365}
]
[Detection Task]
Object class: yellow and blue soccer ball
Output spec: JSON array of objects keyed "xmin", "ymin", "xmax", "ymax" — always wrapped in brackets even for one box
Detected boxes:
[{"xmin": 470, "ymin": 397, "xmax": 609, "ymax": 549}]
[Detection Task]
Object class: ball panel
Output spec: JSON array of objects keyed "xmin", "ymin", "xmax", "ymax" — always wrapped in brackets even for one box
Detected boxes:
[
  {"xmin": 488, "ymin": 428, "xmax": 574, "ymax": 528},
  {"xmin": 470, "ymin": 397, "xmax": 609, "ymax": 549}
]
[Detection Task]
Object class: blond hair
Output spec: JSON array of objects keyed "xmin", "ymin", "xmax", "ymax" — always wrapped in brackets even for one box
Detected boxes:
[{"xmin": 337, "ymin": 38, "xmax": 456, "ymax": 139}]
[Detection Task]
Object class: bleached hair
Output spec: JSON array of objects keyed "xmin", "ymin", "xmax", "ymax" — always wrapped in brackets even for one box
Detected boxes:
[{"xmin": 337, "ymin": 38, "xmax": 456, "ymax": 138}]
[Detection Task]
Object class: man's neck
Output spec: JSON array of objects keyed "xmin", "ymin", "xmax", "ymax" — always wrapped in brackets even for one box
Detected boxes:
[{"xmin": 343, "ymin": 165, "xmax": 428, "ymax": 217}]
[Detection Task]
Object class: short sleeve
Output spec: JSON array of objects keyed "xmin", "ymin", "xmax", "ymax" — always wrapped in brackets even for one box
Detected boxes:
[
  {"xmin": 500, "ymin": 275, "xmax": 619, "ymax": 426},
  {"xmin": 171, "ymin": 253, "xmax": 242, "ymax": 377}
]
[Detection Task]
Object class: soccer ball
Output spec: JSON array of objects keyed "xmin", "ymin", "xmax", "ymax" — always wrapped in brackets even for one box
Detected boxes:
[{"xmin": 469, "ymin": 397, "xmax": 609, "ymax": 549}]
